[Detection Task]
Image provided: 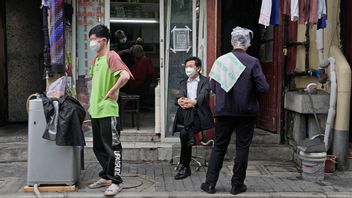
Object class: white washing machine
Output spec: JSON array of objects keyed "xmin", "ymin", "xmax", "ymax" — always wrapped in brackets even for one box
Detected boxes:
[{"xmin": 27, "ymin": 98, "xmax": 81, "ymax": 186}]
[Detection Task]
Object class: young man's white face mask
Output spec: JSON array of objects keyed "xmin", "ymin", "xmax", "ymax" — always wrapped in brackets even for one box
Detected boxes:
[
  {"xmin": 185, "ymin": 67, "xmax": 196, "ymax": 78},
  {"xmin": 89, "ymin": 40, "xmax": 101, "ymax": 52}
]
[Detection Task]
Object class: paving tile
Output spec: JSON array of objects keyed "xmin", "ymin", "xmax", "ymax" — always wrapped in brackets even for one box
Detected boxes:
[{"xmin": 1, "ymin": 161, "xmax": 352, "ymax": 197}]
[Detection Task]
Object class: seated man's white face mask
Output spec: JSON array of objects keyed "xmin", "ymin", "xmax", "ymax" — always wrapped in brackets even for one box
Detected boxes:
[{"xmin": 185, "ymin": 67, "xmax": 196, "ymax": 78}]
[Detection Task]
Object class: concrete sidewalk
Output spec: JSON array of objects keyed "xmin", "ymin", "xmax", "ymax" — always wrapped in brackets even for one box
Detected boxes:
[{"xmin": 1, "ymin": 160, "xmax": 352, "ymax": 198}]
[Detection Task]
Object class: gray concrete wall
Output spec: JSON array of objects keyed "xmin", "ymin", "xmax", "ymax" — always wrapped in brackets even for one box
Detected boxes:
[{"xmin": 6, "ymin": 0, "xmax": 44, "ymax": 122}]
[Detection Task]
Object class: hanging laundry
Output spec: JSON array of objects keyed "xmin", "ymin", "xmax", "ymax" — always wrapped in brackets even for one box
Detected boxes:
[
  {"xmin": 317, "ymin": 0, "xmax": 326, "ymax": 19},
  {"xmin": 299, "ymin": 0, "xmax": 319, "ymax": 24},
  {"xmin": 291, "ymin": 0, "xmax": 299, "ymax": 21},
  {"xmin": 271, "ymin": 0, "xmax": 280, "ymax": 25},
  {"xmin": 283, "ymin": 0, "xmax": 291, "ymax": 16},
  {"xmin": 258, "ymin": 0, "xmax": 272, "ymax": 27},
  {"xmin": 299, "ymin": 0, "xmax": 309, "ymax": 24},
  {"xmin": 317, "ymin": 0, "xmax": 327, "ymax": 29},
  {"xmin": 309, "ymin": 0, "xmax": 319, "ymax": 24},
  {"xmin": 317, "ymin": 14, "xmax": 327, "ymax": 29}
]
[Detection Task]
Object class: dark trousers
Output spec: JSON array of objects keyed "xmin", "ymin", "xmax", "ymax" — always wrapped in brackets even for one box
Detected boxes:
[
  {"xmin": 91, "ymin": 117, "xmax": 123, "ymax": 184},
  {"xmin": 205, "ymin": 116, "xmax": 255, "ymax": 187},
  {"xmin": 179, "ymin": 127, "xmax": 197, "ymax": 167}
]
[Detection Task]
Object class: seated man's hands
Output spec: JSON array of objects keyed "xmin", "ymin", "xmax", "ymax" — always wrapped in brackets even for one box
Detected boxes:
[{"xmin": 177, "ymin": 97, "xmax": 197, "ymax": 109}]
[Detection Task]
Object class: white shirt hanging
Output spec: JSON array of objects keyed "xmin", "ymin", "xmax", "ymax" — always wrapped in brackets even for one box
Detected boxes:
[
  {"xmin": 318, "ymin": 0, "xmax": 327, "ymax": 19},
  {"xmin": 258, "ymin": 0, "xmax": 272, "ymax": 27},
  {"xmin": 291, "ymin": 0, "xmax": 299, "ymax": 21}
]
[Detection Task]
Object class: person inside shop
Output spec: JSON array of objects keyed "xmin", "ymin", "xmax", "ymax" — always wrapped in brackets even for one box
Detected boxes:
[
  {"xmin": 87, "ymin": 24, "xmax": 133, "ymax": 196},
  {"xmin": 125, "ymin": 44, "xmax": 155, "ymax": 105},
  {"xmin": 135, "ymin": 37, "xmax": 144, "ymax": 47},
  {"xmin": 112, "ymin": 29, "xmax": 134, "ymax": 68},
  {"xmin": 172, "ymin": 56, "xmax": 214, "ymax": 180},
  {"xmin": 200, "ymin": 26, "xmax": 269, "ymax": 195}
]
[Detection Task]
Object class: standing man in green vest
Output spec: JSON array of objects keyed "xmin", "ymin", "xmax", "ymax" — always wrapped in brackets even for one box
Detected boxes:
[{"xmin": 87, "ymin": 24, "xmax": 133, "ymax": 196}]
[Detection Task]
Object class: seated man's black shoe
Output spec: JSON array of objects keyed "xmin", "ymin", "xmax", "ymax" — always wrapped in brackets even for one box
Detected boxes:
[
  {"xmin": 230, "ymin": 184, "xmax": 247, "ymax": 195},
  {"xmin": 174, "ymin": 165, "xmax": 191, "ymax": 180},
  {"xmin": 200, "ymin": 182, "xmax": 215, "ymax": 194}
]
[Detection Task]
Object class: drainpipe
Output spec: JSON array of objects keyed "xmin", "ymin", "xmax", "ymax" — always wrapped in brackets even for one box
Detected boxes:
[
  {"xmin": 329, "ymin": 45, "xmax": 351, "ymax": 170},
  {"xmin": 315, "ymin": 29, "xmax": 336, "ymax": 150},
  {"xmin": 324, "ymin": 57, "xmax": 336, "ymax": 150}
]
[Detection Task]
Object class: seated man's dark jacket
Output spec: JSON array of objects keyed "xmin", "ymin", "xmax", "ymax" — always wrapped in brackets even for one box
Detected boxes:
[
  {"xmin": 172, "ymin": 75, "xmax": 214, "ymax": 134},
  {"xmin": 211, "ymin": 49, "xmax": 269, "ymax": 117}
]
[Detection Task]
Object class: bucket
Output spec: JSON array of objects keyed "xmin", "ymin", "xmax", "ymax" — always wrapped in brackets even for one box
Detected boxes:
[
  {"xmin": 299, "ymin": 151, "xmax": 326, "ymax": 181},
  {"xmin": 325, "ymin": 155, "xmax": 336, "ymax": 173}
]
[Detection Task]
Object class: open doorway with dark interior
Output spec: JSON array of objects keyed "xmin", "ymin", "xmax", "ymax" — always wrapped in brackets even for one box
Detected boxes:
[
  {"xmin": 220, "ymin": 0, "xmax": 261, "ymax": 57},
  {"xmin": 341, "ymin": 0, "xmax": 352, "ymax": 142},
  {"xmin": 220, "ymin": 0, "xmax": 283, "ymax": 133},
  {"xmin": 110, "ymin": 0, "xmax": 160, "ymax": 131}
]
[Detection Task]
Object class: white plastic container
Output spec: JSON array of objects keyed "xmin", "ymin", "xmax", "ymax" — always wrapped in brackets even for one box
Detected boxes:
[
  {"xmin": 27, "ymin": 98, "xmax": 81, "ymax": 186},
  {"xmin": 299, "ymin": 151, "xmax": 326, "ymax": 181}
]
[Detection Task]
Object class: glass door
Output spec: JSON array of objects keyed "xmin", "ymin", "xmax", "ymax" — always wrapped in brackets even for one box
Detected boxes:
[{"xmin": 160, "ymin": 0, "xmax": 205, "ymax": 140}]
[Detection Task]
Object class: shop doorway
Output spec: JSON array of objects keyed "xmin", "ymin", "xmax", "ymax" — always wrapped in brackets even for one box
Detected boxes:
[
  {"xmin": 0, "ymin": 0, "xmax": 7, "ymax": 126},
  {"xmin": 109, "ymin": 0, "xmax": 160, "ymax": 131},
  {"xmin": 220, "ymin": 0, "xmax": 283, "ymax": 133}
]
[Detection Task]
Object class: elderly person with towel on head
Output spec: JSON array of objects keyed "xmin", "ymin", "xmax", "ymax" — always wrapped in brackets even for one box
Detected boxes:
[{"xmin": 200, "ymin": 27, "xmax": 269, "ymax": 195}]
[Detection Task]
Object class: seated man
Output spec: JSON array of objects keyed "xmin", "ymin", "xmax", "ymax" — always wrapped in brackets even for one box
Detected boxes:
[{"xmin": 172, "ymin": 56, "xmax": 214, "ymax": 180}]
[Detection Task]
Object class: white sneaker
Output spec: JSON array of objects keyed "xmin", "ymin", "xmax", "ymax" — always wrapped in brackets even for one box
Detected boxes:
[
  {"xmin": 104, "ymin": 183, "xmax": 123, "ymax": 196},
  {"xmin": 87, "ymin": 178, "xmax": 112, "ymax": 189}
]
